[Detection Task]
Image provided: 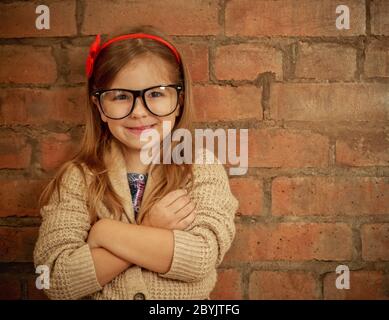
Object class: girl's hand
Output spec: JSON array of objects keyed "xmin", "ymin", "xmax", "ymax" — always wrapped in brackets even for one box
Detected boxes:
[{"xmin": 142, "ymin": 189, "xmax": 196, "ymax": 231}]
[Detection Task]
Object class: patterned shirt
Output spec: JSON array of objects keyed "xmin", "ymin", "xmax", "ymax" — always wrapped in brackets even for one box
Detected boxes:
[{"xmin": 127, "ymin": 172, "xmax": 148, "ymax": 217}]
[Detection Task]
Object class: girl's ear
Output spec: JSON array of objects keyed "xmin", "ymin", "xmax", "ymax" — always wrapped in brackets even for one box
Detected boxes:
[
  {"xmin": 178, "ymin": 92, "xmax": 185, "ymax": 115},
  {"xmin": 91, "ymin": 96, "xmax": 97, "ymax": 106},
  {"xmin": 176, "ymin": 93, "xmax": 184, "ymax": 117},
  {"xmin": 91, "ymin": 96, "xmax": 108, "ymax": 123}
]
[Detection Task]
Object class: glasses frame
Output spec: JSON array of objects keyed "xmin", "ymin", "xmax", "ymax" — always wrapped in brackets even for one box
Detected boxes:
[{"xmin": 92, "ymin": 83, "xmax": 184, "ymax": 119}]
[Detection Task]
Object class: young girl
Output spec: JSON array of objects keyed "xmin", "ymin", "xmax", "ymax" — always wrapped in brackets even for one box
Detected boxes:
[{"xmin": 33, "ymin": 25, "xmax": 239, "ymax": 300}]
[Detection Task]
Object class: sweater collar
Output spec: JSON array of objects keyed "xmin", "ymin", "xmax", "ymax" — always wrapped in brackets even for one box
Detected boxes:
[{"xmin": 103, "ymin": 138, "xmax": 161, "ymax": 225}]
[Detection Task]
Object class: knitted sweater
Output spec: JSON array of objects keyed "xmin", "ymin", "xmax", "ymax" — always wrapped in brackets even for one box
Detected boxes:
[{"xmin": 33, "ymin": 139, "xmax": 239, "ymax": 300}]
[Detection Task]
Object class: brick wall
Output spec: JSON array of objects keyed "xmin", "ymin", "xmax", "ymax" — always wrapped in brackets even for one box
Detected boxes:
[{"xmin": 0, "ymin": 0, "xmax": 388, "ymax": 300}]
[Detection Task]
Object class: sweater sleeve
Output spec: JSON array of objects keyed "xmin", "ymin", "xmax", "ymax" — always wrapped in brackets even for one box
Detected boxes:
[
  {"xmin": 33, "ymin": 164, "xmax": 103, "ymax": 300},
  {"xmin": 157, "ymin": 152, "xmax": 239, "ymax": 282}
]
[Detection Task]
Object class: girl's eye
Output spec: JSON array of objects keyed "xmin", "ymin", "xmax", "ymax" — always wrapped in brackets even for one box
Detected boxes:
[
  {"xmin": 148, "ymin": 91, "xmax": 164, "ymax": 98},
  {"xmin": 113, "ymin": 93, "xmax": 130, "ymax": 101}
]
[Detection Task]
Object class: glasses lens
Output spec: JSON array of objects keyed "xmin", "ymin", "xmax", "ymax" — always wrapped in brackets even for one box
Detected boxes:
[
  {"xmin": 145, "ymin": 86, "xmax": 178, "ymax": 116},
  {"xmin": 100, "ymin": 90, "xmax": 134, "ymax": 118}
]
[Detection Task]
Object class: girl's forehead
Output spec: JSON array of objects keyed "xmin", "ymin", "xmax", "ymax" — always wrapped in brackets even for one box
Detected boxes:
[{"xmin": 110, "ymin": 55, "xmax": 176, "ymax": 89}]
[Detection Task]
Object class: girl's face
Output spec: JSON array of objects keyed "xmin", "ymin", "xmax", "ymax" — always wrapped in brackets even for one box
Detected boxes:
[{"xmin": 93, "ymin": 55, "xmax": 182, "ymax": 153}]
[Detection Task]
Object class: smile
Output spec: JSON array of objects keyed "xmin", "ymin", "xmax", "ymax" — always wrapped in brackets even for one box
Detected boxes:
[{"xmin": 126, "ymin": 124, "xmax": 157, "ymax": 136}]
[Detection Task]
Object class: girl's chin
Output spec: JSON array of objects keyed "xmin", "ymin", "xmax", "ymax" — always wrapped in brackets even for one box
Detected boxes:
[{"xmin": 119, "ymin": 137, "xmax": 160, "ymax": 150}]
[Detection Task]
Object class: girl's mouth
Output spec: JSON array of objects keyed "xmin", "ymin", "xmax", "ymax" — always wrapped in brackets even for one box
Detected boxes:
[{"xmin": 126, "ymin": 124, "xmax": 157, "ymax": 136}]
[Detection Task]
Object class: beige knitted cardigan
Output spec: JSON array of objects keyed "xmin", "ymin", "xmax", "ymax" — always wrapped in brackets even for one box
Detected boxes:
[{"xmin": 33, "ymin": 139, "xmax": 239, "ymax": 300}]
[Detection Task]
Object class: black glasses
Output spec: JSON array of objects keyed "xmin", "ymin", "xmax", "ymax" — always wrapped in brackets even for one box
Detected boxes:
[{"xmin": 92, "ymin": 84, "xmax": 184, "ymax": 119}]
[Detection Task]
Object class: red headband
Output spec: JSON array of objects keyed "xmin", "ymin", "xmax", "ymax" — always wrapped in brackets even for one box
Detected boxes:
[{"xmin": 86, "ymin": 33, "xmax": 181, "ymax": 79}]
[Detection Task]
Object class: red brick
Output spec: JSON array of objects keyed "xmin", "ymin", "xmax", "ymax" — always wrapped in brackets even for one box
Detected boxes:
[
  {"xmin": 272, "ymin": 177, "xmax": 389, "ymax": 216},
  {"xmin": 193, "ymin": 85, "xmax": 262, "ymax": 122},
  {"xmin": 225, "ymin": 0, "xmax": 365, "ymax": 37},
  {"xmin": 0, "ymin": 88, "xmax": 86, "ymax": 125},
  {"xmin": 210, "ymin": 269, "xmax": 242, "ymax": 300},
  {"xmin": 0, "ymin": 227, "xmax": 39, "ymax": 262},
  {"xmin": 0, "ymin": 134, "xmax": 32, "ymax": 169},
  {"xmin": 82, "ymin": 0, "xmax": 219, "ymax": 36},
  {"xmin": 229, "ymin": 177, "xmax": 263, "ymax": 216},
  {"xmin": 295, "ymin": 42, "xmax": 357, "ymax": 80},
  {"xmin": 336, "ymin": 131, "xmax": 389, "ymax": 166},
  {"xmin": 361, "ymin": 224, "xmax": 389, "ymax": 261},
  {"xmin": 27, "ymin": 278, "xmax": 49, "ymax": 300},
  {"xmin": 0, "ymin": 179, "xmax": 47, "ymax": 217},
  {"xmin": 39, "ymin": 133, "xmax": 80, "ymax": 172},
  {"xmin": 0, "ymin": 1, "xmax": 77, "ymax": 38},
  {"xmin": 365, "ymin": 40, "xmax": 389, "ymax": 78},
  {"xmin": 270, "ymin": 83, "xmax": 389, "ymax": 121},
  {"xmin": 371, "ymin": 0, "xmax": 389, "ymax": 35},
  {"xmin": 0, "ymin": 278, "xmax": 22, "ymax": 300},
  {"xmin": 67, "ymin": 47, "xmax": 89, "ymax": 84},
  {"xmin": 178, "ymin": 42, "xmax": 209, "ymax": 82},
  {"xmin": 225, "ymin": 223, "xmax": 353, "ymax": 262},
  {"xmin": 215, "ymin": 44, "xmax": 282, "ymax": 81},
  {"xmin": 249, "ymin": 271, "xmax": 318, "ymax": 299},
  {"xmin": 0, "ymin": 45, "xmax": 57, "ymax": 84},
  {"xmin": 324, "ymin": 271, "xmax": 388, "ymax": 299},
  {"xmin": 248, "ymin": 129, "xmax": 329, "ymax": 168}
]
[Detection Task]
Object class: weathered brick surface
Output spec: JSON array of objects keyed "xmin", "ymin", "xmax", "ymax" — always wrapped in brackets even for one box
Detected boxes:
[
  {"xmin": 225, "ymin": 0, "xmax": 365, "ymax": 36},
  {"xmin": 0, "ymin": 45, "xmax": 57, "ymax": 84},
  {"xmin": 270, "ymin": 83, "xmax": 389, "ymax": 121},
  {"xmin": 210, "ymin": 269, "xmax": 242, "ymax": 300},
  {"xmin": 82, "ymin": 0, "xmax": 220, "ymax": 36},
  {"xmin": 324, "ymin": 271, "xmax": 389, "ymax": 299},
  {"xmin": 0, "ymin": 1, "xmax": 77, "ymax": 38},
  {"xmin": 249, "ymin": 271, "xmax": 318, "ymax": 299},
  {"xmin": 226, "ymin": 223, "xmax": 353, "ymax": 262},
  {"xmin": 272, "ymin": 177, "xmax": 389, "ymax": 216}
]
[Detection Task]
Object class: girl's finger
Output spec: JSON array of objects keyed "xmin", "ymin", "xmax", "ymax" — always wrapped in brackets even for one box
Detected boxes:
[
  {"xmin": 175, "ymin": 201, "xmax": 196, "ymax": 221},
  {"xmin": 169, "ymin": 195, "xmax": 191, "ymax": 213},
  {"xmin": 160, "ymin": 189, "xmax": 187, "ymax": 207}
]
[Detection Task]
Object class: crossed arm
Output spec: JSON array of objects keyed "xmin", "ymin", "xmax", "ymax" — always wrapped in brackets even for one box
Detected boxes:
[
  {"xmin": 34, "ymin": 161, "xmax": 238, "ymax": 299},
  {"xmin": 88, "ymin": 219, "xmax": 174, "ymax": 287}
]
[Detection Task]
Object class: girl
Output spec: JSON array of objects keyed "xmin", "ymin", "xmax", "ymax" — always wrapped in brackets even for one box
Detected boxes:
[{"xmin": 33, "ymin": 25, "xmax": 239, "ymax": 300}]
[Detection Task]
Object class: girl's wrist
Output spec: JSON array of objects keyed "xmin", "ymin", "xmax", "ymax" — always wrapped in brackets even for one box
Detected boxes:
[{"xmin": 90, "ymin": 218, "xmax": 110, "ymax": 248}]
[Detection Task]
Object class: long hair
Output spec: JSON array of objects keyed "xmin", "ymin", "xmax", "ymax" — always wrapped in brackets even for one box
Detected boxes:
[{"xmin": 38, "ymin": 25, "xmax": 196, "ymax": 225}]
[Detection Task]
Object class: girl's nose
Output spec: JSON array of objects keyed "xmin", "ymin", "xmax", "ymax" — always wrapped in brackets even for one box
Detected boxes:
[{"xmin": 131, "ymin": 96, "xmax": 149, "ymax": 117}]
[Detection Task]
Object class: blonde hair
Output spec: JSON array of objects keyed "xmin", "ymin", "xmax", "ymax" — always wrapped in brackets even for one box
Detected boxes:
[{"xmin": 39, "ymin": 25, "xmax": 196, "ymax": 225}]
